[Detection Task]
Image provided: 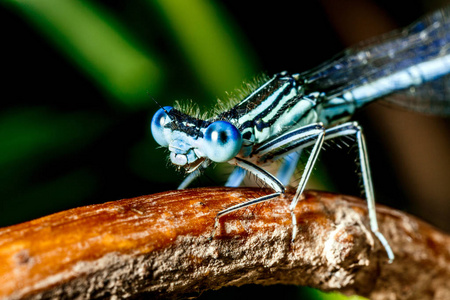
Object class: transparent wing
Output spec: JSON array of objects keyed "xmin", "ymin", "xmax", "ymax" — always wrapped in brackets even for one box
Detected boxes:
[
  {"xmin": 384, "ymin": 73, "xmax": 450, "ymax": 115},
  {"xmin": 301, "ymin": 7, "xmax": 450, "ymax": 115}
]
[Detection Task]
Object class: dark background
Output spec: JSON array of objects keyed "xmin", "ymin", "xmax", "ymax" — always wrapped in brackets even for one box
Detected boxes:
[{"xmin": 1, "ymin": 0, "xmax": 449, "ymax": 299}]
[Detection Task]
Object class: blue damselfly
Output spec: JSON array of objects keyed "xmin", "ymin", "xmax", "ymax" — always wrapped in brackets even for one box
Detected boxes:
[{"xmin": 151, "ymin": 7, "xmax": 450, "ymax": 263}]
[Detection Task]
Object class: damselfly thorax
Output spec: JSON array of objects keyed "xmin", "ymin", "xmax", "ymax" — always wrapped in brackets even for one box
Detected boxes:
[{"xmin": 151, "ymin": 7, "xmax": 450, "ymax": 264}]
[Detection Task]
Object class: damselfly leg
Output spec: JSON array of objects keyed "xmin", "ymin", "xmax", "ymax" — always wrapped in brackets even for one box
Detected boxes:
[
  {"xmin": 225, "ymin": 166, "xmax": 247, "ymax": 187},
  {"xmin": 178, "ymin": 169, "xmax": 202, "ymax": 189},
  {"xmin": 214, "ymin": 121, "xmax": 394, "ymax": 262},
  {"xmin": 277, "ymin": 150, "xmax": 302, "ymax": 186},
  {"xmin": 323, "ymin": 122, "xmax": 395, "ymax": 262},
  {"xmin": 178, "ymin": 161, "xmax": 211, "ymax": 189},
  {"xmin": 180, "ymin": 149, "xmax": 303, "ymax": 189},
  {"xmin": 214, "ymin": 123, "xmax": 325, "ymax": 235},
  {"xmin": 215, "ymin": 156, "xmax": 285, "ymax": 220},
  {"xmin": 251, "ymin": 123, "xmax": 326, "ymax": 240},
  {"xmin": 225, "ymin": 151, "xmax": 303, "ymax": 188},
  {"xmin": 179, "ymin": 161, "xmax": 247, "ymax": 189}
]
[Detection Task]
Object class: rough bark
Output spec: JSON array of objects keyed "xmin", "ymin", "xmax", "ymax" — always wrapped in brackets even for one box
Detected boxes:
[{"xmin": 0, "ymin": 188, "xmax": 449, "ymax": 299}]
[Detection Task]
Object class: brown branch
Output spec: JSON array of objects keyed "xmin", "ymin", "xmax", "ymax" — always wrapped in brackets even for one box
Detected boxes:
[{"xmin": 0, "ymin": 188, "xmax": 449, "ymax": 299}]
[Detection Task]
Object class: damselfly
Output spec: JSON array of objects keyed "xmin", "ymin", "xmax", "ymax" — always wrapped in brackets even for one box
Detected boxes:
[{"xmin": 151, "ymin": 7, "xmax": 450, "ymax": 263}]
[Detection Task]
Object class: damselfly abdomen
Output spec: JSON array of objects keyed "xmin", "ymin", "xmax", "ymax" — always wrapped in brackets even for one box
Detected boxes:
[{"xmin": 151, "ymin": 7, "xmax": 450, "ymax": 263}]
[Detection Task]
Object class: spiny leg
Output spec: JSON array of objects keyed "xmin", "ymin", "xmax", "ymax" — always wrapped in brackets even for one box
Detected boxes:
[
  {"xmin": 178, "ymin": 169, "xmax": 201, "ymax": 189},
  {"xmin": 178, "ymin": 161, "xmax": 211, "ymax": 189},
  {"xmin": 180, "ymin": 161, "xmax": 246, "ymax": 190},
  {"xmin": 250, "ymin": 120, "xmax": 395, "ymax": 262},
  {"xmin": 217, "ymin": 157, "xmax": 285, "ymax": 219},
  {"xmin": 225, "ymin": 167, "xmax": 247, "ymax": 187},
  {"xmin": 217, "ymin": 124, "xmax": 329, "ymax": 220},
  {"xmin": 276, "ymin": 150, "xmax": 302, "ymax": 186},
  {"xmin": 245, "ymin": 123, "xmax": 326, "ymax": 239},
  {"xmin": 289, "ymin": 130, "xmax": 325, "ymax": 240},
  {"xmin": 213, "ymin": 157, "xmax": 285, "ymax": 235},
  {"xmin": 324, "ymin": 122, "xmax": 394, "ymax": 263}
]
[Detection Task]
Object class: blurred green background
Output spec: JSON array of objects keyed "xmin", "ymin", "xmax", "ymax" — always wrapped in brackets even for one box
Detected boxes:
[{"xmin": 1, "ymin": 0, "xmax": 448, "ymax": 299}]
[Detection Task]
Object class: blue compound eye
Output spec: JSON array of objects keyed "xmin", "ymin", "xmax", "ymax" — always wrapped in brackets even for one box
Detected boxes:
[
  {"xmin": 202, "ymin": 121, "xmax": 242, "ymax": 162},
  {"xmin": 151, "ymin": 106, "xmax": 173, "ymax": 147}
]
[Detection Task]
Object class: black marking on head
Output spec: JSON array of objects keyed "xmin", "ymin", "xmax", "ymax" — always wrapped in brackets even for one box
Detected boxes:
[{"xmin": 166, "ymin": 108, "xmax": 210, "ymax": 138}]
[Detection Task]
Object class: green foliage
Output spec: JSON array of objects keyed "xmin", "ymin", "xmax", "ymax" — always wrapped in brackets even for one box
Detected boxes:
[
  {"xmin": 151, "ymin": 0, "xmax": 256, "ymax": 97},
  {"xmin": 7, "ymin": 0, "xmax": 162, "ymax": 109}
]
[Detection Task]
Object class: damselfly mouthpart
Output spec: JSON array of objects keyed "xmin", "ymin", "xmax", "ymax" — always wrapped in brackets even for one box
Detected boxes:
[{"xmin": 151, "ymin": 7, "xmax": 450, "ymax": 263}]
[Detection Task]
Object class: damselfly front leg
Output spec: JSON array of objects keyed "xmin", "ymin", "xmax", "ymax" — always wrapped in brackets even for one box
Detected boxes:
[
  {"xmin": 178, "ymin": 160, "xmax": 211, "ymax": 189},
  {"xmin": 183, "ymin": 150, "xmax": 303, "ymax": 189},
  {"xmin": 225, "ymin": 166, "xmax": 247, "ymax": 187},
  {"xmin": 214, "ymin": 123, "xmax": 325, "ymax": 238},
  {"xmin": 224, "ymin": 150, "xmax": 303, "ymax": 188},
  {"xmin": 216, "ymin": 156, "xmax": 285, "ymax": 220},
  {"xmin": 276, "ymin": 150, "xmax": 302, "ymax": 186}
]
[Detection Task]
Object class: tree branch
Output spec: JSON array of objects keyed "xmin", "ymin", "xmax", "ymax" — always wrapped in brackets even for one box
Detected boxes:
[{"xmin": 0, "ymin": 188, "xmax": 449, "ymax": 299}]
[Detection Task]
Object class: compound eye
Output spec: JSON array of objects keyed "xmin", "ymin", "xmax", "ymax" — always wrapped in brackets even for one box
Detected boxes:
[
  {"xmin": 151, "ymin": 106, "xmax": 173, "ymax": 147},
  {"xmin": 202, "ymin": 121, "xmax": 242, "ymax": 162}
]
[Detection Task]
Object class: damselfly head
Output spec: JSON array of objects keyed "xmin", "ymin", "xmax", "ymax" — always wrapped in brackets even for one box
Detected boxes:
[{"xmin": 151, "ymin": 106, "xmax": 243, "ymax": 173}]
